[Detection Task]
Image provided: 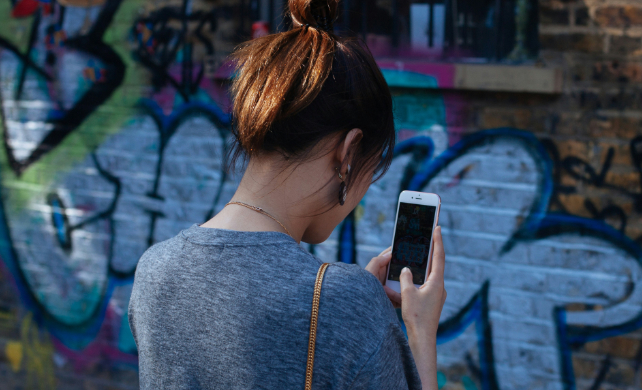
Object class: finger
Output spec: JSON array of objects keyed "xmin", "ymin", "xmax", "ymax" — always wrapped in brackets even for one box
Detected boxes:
[
  {"xmin": 378, "ymin": 246, "xmax": 392, "ymax": 256},
  {"xmin": 365, "ymin": 251, "xmax": 393, "ymax": 284},
  {"xmin": 384, "ymin": 286, "xmax": 402, "ymax": 308},
  {"xmin": 428, "ymin": 226, "xmax": 445, "ymax": 282},
  {"xmin": 399, "ymin": 267, "xmax": 416, "ymax": 298},
  {"xmin": 370, "ymin": 250, "xmax": 392, "ymax": 268}
]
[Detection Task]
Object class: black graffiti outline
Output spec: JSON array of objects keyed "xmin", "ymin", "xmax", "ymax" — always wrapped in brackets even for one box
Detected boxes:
[
  {"xmin": 131, "ymin": 0, "xmax": 217, "ymax": 102},
  {"xmin": 32, "ymin": 102, "xmax": 229, "ymax": 329},
  {"xmin": 436, "ymin": 281, "xmax": 499, "ymax": 390},
  {"xmin": 0, "ymin": 0, "xmax": 126, "ymax": 175},
  {"xmin": 15, "ymin": 7, "xmax": 42, "ymax": 101},
  {"xmin": 588, "ymin": 355, "xmax": 611, "ymax": 390},
  {"xmin": 44, "ymin": 102, "xmax": 230, "ymax": 282},
  {"xmin": 544, "ymin": 136, "xmax": 642, "ymax": 240},
  {"xmin": 388, "ymin": 129, "xmax": 642, "ymax": 389},
  {"xmin": 0, "ymin": 155, "xmax": 116, "ymax": 330},
  {"xmin": 4, "ymin": 0, "xmax": 229, "ymax": 330}
]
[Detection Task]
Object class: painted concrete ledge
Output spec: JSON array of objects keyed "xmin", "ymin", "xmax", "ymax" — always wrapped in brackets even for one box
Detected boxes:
[
  {"xmin": 213, "ymin": 59, "xmax": 563, "ymax": 94},
  {"xmin": 376, "ymin": 60, "xmax": 563, "ymax": 94}
]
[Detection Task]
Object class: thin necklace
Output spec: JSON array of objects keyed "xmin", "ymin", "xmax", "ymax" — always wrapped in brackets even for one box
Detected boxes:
[{"xmin": 225, "ymin": 201, "xmax": 293, "ymax": 238}]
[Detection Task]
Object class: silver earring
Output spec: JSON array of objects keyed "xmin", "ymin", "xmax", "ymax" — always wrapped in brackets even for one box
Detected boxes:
[{"xmin": 336, "ymin": 167, "xmax": 347, "ymax": 206}]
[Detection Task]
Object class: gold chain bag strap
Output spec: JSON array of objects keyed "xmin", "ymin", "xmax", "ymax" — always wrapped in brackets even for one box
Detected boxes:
[{"xmin": 305, "ymin": 263, "xmax": 330, "ymax": 390}]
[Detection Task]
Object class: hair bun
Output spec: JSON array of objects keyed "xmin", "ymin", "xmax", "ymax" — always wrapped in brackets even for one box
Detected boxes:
[{"xmin": 288, "ymin": 0, "xmax": 339, "ymax": 31}]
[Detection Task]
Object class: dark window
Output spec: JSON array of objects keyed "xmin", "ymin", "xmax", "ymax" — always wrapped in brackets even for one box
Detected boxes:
[
  {"xmin": 343, "ymin": 0, "xmax": 539, "ymax": 61},
  {"xmin": 240, "ymin": 0, "xmax": 539, "ymax": 62}
]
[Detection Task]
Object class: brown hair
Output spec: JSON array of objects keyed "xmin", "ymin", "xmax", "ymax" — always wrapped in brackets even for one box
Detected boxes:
[{"xmin": 229, "ymin": 0, "xmax": 394, "ymax": 198}]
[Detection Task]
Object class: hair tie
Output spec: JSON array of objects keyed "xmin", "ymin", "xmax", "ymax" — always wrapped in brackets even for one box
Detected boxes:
[
  {"xmin": 304, "ymin": 23, "xmax": 310, "ymax": 32},
  {"xmin": 312, "ymin": 12, "xmax": 333, "ymax": 32}
]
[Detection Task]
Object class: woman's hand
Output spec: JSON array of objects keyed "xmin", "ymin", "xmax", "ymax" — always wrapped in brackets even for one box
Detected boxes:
[
  {"xmin": 400, "ymin": 226, "xmax": 446, "ymax": 336},
  {"xmin": 400, "ymin": 226, "xmax": 446, "ymax": 390},
  {"xmin": 365, "ymin": 247, "xmax": 402, "ymax": 308}
]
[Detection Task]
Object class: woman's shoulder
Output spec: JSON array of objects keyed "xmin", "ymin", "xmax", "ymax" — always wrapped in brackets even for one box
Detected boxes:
[
  {"xmin": 138, "ymin": 231, "xmax": 186, "ymax": 263},
  {"xmin": 323, "ymin": 262, "xmax": 383, "ymax": 292},
  {"xmin": 321, "ymin": 262, "xmax": 398, "ymax": 326}
]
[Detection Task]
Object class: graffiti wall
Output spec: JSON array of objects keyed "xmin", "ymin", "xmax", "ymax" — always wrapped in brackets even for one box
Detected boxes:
[{"xmin": 0, "ymin": 0, "xmax": 641, "ymax": 389}]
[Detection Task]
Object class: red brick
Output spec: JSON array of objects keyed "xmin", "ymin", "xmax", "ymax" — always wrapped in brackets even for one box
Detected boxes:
[
  {"xmin": 626, "ymin": 224, "xmax": 642, "ymax": 242},
  {"xmin": 621, "ymin": 63, "xmax": 642, "ymax": 83},
  {"xmin": 575, "ymin": 7, "xmax": 590, "ymax": 26},
  {"xmin": 588, "ymin": 117, "xmax": 612, "ymax": 138},
  {"xmin": 572, "ymin": 356, "xmax": 598, "ymax": 379},
  {"xmin": 560, "ymin": 174, "xmax": 578, "ymax": 187},
  {"xmin": 540, "ymin": 6, "xmax": 570, "ymax": 25},
  {"xmin": 595, "ymin": 6, "xmax": 642, "ymax": 28},
  {"xmin": 605, "ymin": 360, "xmax": 637, "ymax": 386},
  {"xmin": 479, "ymin": 108, "xmax": 532, "ymax": 129},
  {"xmin": 598, "ymin": 143, "xmax": 631, "ymax": 166},
  {"xmin": 592, "ymin": 61, "xmax": 642, "ymax": 83},
  {"xmin": 590, "ymin": 117, "xmax": 642, "ymax": 139},
  {"xmin": 558, "ymin": 194, "xmax": 592, "ymax": 216},
  {"xmin": 555, "ymin": 112, "xmax": 584, "ymax": 135},
  {"xmin": 610, "ymin": 35, "xmax": 642, "ymax": 57},
  {"xmin": 604, "ymin": 171, "xmax": 641, "ymax": 191},
  {"xmin": 556, "ymin": 139, "xmax": 591, "ymax": 159},
  {"xmin": 540, "ymin": 33, "xmax": 604, "ymax": 54}
]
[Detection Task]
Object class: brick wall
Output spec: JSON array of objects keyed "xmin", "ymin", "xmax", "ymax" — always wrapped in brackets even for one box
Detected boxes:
[{"xmin": 0, "ymin": 0, "xmax": 641, "ymax": 389}]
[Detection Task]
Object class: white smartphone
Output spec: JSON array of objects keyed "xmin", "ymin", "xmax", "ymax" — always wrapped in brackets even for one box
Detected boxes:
[{"xmin": 385, "ymin": 191, "xmax": 441, "ymax": 293}]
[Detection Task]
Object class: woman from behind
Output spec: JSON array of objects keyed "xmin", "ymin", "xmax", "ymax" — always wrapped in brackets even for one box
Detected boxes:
[{"xmin": 128, "ymin": 0, "xmax": 447, "ymax": 388}]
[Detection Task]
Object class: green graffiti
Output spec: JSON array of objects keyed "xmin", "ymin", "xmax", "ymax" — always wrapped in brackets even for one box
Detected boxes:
[
  {"xmin": 391, "ymin": 92, "xmax": 446, "ymax": 132},
  {"xmin": 0, "ymin": 0, "xmax": 148, "ymax": 211},
  {"xmin": 382, "ymin": 69, "xmax": 439, "ymax": 89},
  {"xmin": 437, "ymin": 371, "xmax": 447, "ymax": 389},
  {"xmin": 462, "ymin": 375, "xmax": 479, "ymax": 390}
]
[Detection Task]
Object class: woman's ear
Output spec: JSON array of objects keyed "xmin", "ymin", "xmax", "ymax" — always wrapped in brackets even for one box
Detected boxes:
[{"xmin": 336, "ymin": 128, "xmax": 363, "ymax": 170}]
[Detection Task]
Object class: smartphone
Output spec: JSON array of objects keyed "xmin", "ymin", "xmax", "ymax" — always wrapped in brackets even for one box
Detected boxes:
[{"xmin": 385, "ymin": 191, "xmax": 441, "ymax": 293}]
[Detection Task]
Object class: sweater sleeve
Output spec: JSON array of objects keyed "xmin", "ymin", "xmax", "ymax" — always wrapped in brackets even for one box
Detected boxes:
[{"xmin": 349, "ymin": 321, "xmax": 423, "ymax": 390}]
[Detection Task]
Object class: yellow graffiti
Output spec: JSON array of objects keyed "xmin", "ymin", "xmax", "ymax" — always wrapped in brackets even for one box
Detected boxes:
[
  {"xmin": 57, "ymin": 0, "xmax": 107, "ymax": 6},
  {"xmin": 0, "ymin": 310, "xmax": 15, "ymax": 321},
  {"xmin": 5, "ymin": 341, "xmax": 22, "ymax": 372},
  {"xmin": 20, "ymin": 313, "xmax": 56, "ymax": 390},
  {"xmin": 354, "ymin": 204, "xmax": 365, "ymax": 222}
]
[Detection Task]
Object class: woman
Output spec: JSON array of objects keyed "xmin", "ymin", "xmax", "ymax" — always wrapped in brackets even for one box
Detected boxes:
[{"xmin": 128, "ymin": 0, "xmax": 447, "ymax": 388}]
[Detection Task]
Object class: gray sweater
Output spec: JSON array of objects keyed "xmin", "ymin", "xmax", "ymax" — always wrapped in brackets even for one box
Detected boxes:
[{"xmin": 129, "ymin": 224, "xmax": 421, "ymax": 389}]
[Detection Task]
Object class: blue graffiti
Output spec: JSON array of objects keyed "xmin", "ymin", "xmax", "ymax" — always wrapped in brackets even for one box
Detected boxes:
[
  {"xmin": 341, "ymin": 128, "xmax": 642, "ymax": 389},
  {"xmin": 1, "ymin": 120, "xmax": 641, "ymax": 390}
]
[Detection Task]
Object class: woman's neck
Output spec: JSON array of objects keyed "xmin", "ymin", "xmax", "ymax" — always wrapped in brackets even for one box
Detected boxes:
[{"xmin": 202, "ymin": 155, "xmax": 332, "ymax": 243}]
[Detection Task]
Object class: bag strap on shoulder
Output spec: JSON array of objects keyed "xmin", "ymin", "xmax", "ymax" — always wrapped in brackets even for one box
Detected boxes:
[{"xmin": 305, "ymin": 262, "xmax": 330, "ymax": 390}]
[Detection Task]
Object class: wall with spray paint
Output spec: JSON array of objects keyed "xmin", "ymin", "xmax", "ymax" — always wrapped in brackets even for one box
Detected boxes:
[{"xmin": 0, "ymin": 0, "xmax": 642, "ymax": 389}]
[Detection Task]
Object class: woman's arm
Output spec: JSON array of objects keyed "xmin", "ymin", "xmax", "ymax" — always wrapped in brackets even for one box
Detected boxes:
[
  {"xmin": 405, "ymin": 324, "xmax": 438, "ymax": 390},
  {"xmin": 366, "ymin": 227, "xmax": 447, "ymax": 390},
  {"xmin": 399, "ymin": 226, "xmax": 446, "ymax": 390}
]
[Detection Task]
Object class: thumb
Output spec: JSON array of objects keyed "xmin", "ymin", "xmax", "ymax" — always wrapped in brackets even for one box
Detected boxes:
[{"xmin": 399, "ymin": 267, "xmax": 415, "ymax": 297}]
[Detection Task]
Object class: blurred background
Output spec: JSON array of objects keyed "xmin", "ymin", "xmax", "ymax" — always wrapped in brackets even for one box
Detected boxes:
[{"xmin": 0, "ymin": 0, "xmax": 641, "ymax": 389}]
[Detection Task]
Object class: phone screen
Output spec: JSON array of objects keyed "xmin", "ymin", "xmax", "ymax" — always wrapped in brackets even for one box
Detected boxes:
[{"xmin": 387, "ymin": 202, "xmax": 437, "ymax": 285}]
